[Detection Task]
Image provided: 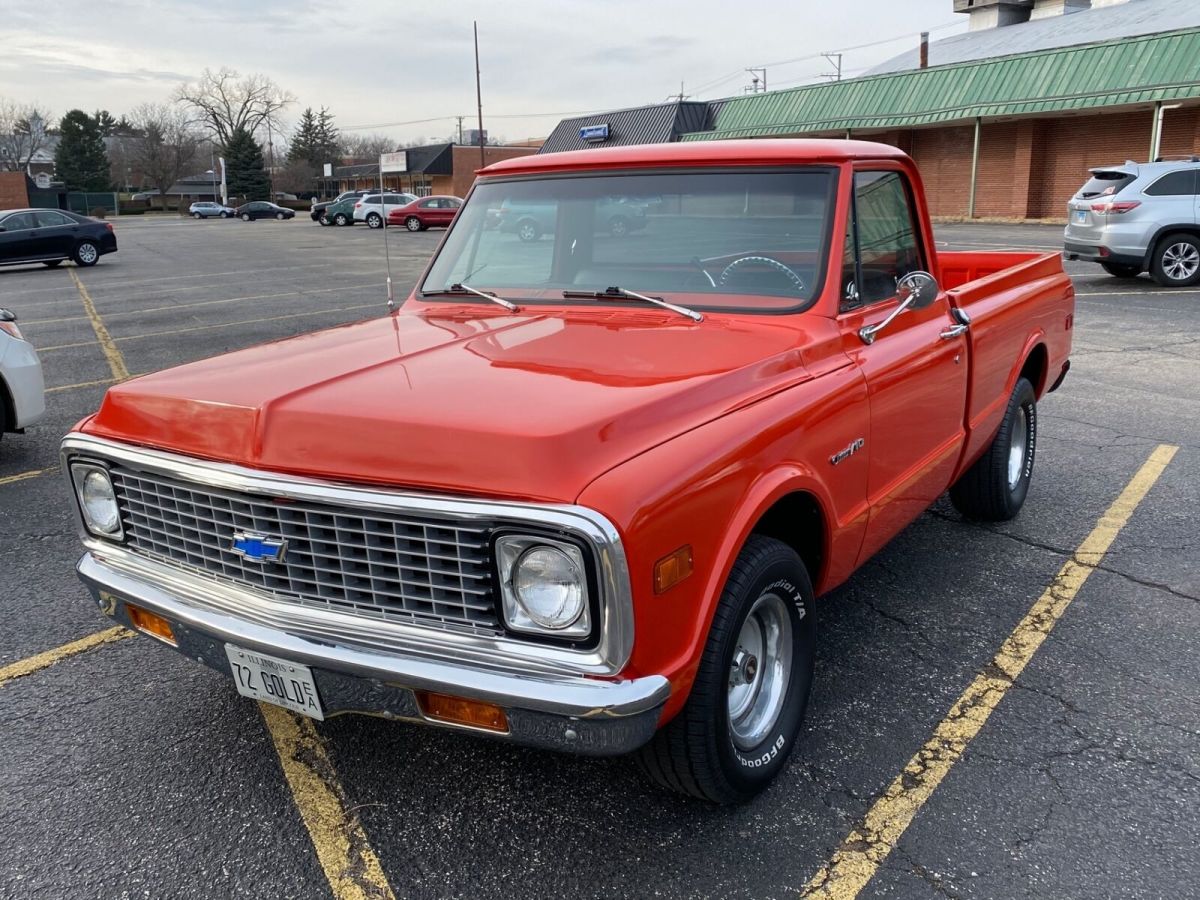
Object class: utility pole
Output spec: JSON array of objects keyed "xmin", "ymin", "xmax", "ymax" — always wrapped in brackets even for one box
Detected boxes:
[
  {"xmin": 745, "ymin": 68, "xmax": 767, "ymax": 93},
  {"xmin": 456, "ymin": 115, "xmax": 465, "ymax": 144},
  {"xmin": 474, "ymin": 21, "xmax": 486, "ymax": 167},
  {"xmin": 821, "ymin": 52, "xmax": 843, "ymax": 82}
]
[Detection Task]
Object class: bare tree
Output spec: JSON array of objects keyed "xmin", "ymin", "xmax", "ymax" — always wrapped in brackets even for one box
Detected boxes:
[
  {"xmin": 174, "ymin": 68, "xmax": 293, "ymax": 149},
  {"xmin": 0, "ymin": 97, "xmax": 53, "ymax": 172},
  {"xmin": 341, "ymin": 132, "xmax": 396, "ymax": 162},
  {"xmin": 129, "ymin": 103, "xmax": 204, "ymax": 209}
]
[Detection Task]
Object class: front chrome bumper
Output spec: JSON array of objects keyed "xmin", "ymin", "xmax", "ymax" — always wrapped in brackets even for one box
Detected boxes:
[{"xmin": 78, "ymin": 552, "xmax": 669, "ymax": 755}]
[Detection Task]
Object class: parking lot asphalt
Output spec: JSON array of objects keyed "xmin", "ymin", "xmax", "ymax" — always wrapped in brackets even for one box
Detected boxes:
[{"xmin": 0, "ymin": 216, "xmax": 1196, "ymax": 899}]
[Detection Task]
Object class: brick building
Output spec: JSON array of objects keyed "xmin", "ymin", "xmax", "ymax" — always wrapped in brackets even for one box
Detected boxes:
[
  {"xmin": 548, "ymin": 0, "xmax": 1200, "ymax": 221},
  {"xmin": 327, "ymin": 142, "xmax": 540, "ymax": 198}
]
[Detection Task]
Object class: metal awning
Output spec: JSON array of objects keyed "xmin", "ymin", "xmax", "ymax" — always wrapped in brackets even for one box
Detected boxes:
[{"xmin": 684, "ymin": 27, "xmax": 1200, "ymax": 140}]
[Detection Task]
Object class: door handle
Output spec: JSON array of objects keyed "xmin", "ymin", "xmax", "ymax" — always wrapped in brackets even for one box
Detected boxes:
[{"xmin": 939, "ymin": 324, "xmax": 968, "ymax": 340}]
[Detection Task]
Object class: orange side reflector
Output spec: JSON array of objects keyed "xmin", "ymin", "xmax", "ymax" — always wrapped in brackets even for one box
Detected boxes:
[
  {"xmin": 416, "ymin": 691, "xmax": 509, "ymax": 733},
  {"xmin": 127, "ymin": 604, "xmax": 176, "ymax": 645},
  {"xmin": 654, "ymin": 544, "xmax": 694, "ymax": 594}
]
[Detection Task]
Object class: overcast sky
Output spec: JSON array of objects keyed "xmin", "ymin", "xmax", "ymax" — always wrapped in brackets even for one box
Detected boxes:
[{"xmin": 0, "ymin": 0, "xmax": 963, "ymax": 146}]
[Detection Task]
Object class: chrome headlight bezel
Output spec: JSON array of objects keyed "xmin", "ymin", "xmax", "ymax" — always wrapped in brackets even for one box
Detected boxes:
[
  {"xmin": 496, "ymin": 534, "xmax": 593, "ymax": 640},
  {"xmin": 69, "ymin": 461, "xmax": 124, "ymax": 540}
]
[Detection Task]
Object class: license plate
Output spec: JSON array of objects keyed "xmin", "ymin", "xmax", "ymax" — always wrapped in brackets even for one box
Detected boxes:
[
  {"xmin": 225, "ymin": 644, "xmax": 324, "ymax": 720},
  {"xmin": 1072, "ymin": 209, "xmax": 1088, "ymax": 224}
]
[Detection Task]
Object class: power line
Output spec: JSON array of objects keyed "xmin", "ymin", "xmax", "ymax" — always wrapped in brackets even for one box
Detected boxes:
[{"xmin": 753, "ymin": 19, "xmax": 963, "ymax": 70}]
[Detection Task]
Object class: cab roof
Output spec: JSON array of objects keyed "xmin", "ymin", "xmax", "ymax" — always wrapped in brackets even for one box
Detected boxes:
[{"xmin": 477, "ymin": 139, "xmax": 908, "ymax": 177}]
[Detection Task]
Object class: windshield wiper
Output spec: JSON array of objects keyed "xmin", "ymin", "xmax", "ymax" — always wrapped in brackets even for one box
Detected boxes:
[
  {"xmin": 562, "ymin": 286, "xmax": 703, "ymax": 322},
  {"xmin": 424, "ymin": 283, "xmax": 520, "ymax": 312}
]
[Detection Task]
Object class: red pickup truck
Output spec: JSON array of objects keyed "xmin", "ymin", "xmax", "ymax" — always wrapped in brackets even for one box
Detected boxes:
[{"xmin": 63, "ymin": 140, "xmax": 1073, "ymax": 803}]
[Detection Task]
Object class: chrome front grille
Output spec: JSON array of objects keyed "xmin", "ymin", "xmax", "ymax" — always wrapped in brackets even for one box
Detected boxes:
[{"xmin": 109, "ymin": 467, "xmax": 502, "ymax": 635}]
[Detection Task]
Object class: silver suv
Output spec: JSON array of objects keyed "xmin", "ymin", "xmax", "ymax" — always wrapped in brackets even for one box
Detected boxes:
[{"xmin": 1064, "ymin": 158, "xmax": 1200, "ymax": 286}]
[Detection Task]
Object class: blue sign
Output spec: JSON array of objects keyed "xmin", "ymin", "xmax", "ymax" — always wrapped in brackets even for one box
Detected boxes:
[
  {"xmin": 231, "ymin": 532, "xmax": 287, "ymax": 564},
  {"xmin": 580, "ymin": 123, "xmax": 610, "ymax": 142}
]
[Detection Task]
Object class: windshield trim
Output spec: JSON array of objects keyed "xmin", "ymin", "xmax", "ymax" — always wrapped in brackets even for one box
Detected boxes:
[{"xmin": 414, "ymin": 165, "xmax": 840, "ymax": 317}]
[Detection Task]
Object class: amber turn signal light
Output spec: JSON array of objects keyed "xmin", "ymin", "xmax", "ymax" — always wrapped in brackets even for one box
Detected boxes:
[
  {"xmin": 654, "ymin": 544, "xmax": 694, "ymax": 594},
  {"xmin": 126, "ymin": 604, "xmax": 176, "ymax": 646},
  {"xmin": 416, "ymin": 691, "xmax": 509, "ymax": 733}
]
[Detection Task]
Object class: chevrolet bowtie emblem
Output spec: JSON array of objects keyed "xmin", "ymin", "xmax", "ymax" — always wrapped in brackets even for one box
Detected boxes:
[{"xmin": 231, "ymin": 532, "xmax": 287, "ymax": 564}]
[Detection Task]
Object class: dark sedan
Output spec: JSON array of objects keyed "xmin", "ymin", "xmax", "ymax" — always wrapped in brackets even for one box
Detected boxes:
[
  {"xmin": 0, "ymin": 208, "xmax": 118, "ymax": 268},
  {"xmin": 235, "ymin": 201, "xmax": 295, "ymax": 221}
]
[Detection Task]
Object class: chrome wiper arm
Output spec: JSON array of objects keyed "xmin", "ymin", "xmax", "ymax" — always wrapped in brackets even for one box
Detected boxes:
[
  {"xmin": 561, "ymin": 286, "xmax": 703, "ymax": 322},
  {"xmin": 427, "ymin": 282, "xmax": 519, "ymax": 312}
]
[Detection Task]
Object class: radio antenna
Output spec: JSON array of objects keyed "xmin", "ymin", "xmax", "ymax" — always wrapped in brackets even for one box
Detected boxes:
[{"xmin": 378, "ymin": 152, "xmax": 398, "ymax": 309}]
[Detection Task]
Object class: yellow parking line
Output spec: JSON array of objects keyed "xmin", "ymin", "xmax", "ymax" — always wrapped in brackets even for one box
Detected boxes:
[
  {"xmin": 45, "ymin": 376, "xmax": 123, "ymax": 394},
  {"xmin": 801, "ymin": 443, "xmax": 1179, "ymax": 899},
  {"xmin": 0, "ymin": 627, "xmax": 133, "ymax": 688},
  {"xmin": 0, "ymin": 466, "xmax": 57, "ymax": 486},
  {"xmin": 22, "ymin": 283, "xmax": 379, "ymax": 326},
  {"xmin": 69, "ymin": 269, "xmax": 130, "ymax": 380},
  {"xmin": 37, "ymin": 302, "xmax": 382, "ymax": 352},
  {"xmin": 260, "ymin": 703, "xmax": 397, "ymax": 900}
]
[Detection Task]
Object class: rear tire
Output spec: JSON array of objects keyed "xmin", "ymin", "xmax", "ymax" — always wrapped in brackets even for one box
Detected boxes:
[
  {"xmin": 241, "ymin": 213, "xmax": 251, "ymax": 222},
  {"xmin": 636, "ymin": 535, "xmax": 815, "ymax": 804},
  {"xmin": 516, "ymin": 219, "xmax": 541, "ymax": 242},
  {"xmin": 405, "ymin": 216, "xmax": 422, "ymax": 232},
  {"xmin": 73, "ymin": 241, "xmax": 100, "ymax": 267},
  {"xmin": 366, "ymin": 213, "xmax": 383, "ymax": 229},
  {"xmin": 1100, "ymin": 262, "xmax": 1141, "ymax": 279},
  {"xmin": 950, "ymin": 377, "xmax": 1037, "ymax": 521},
  {"xmin": 1150, "ymin": 233, "xmax": 1200, "ymax": 287},
  {"xmin": 192, "ymin": 212, "xmax": 202, "ymax": 219},
  {"xmin": 334, "ymin": 213, "xmax": 350, "ymax": 226}
]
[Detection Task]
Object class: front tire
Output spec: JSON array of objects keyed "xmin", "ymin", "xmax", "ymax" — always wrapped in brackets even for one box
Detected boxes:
[
  {"xmin": 73, "ymin": 241, "xmax": 100, "ymax": 267},
  {"xmin": 276, "ymin": 212, "xmax": 285, "ymax": 220},
  {"xmin": 950, "ymin": 376, "xmax": 1037, "ymax": 521},
  {"xmin": 1100, "ymin": 262, "xmax": 1140, "ymax": 279},
  {"xmin": 366, "ymin": 213, "xmax": 383, "ymax": 229},
  {"xmin": 1150, "ymin": 233, "xmax": 1200, "ymax": 287},
  {"xmin": 516, "ymin": 219, "xmax": 541, "ymax": 242},
  {"xmin": 192, "ymin": 212, "xmax": 202, "ymax": 219},
  {"xmin": 220, "ymin": 211, "xmax": 230, "ymax": 219},
  {"xmin": 609, "ymin": 215, "xmax": 630, "ymax": 237},
  {"xmin": 637, "ymin": 535, "xmax": 815, "ymax": 804}
]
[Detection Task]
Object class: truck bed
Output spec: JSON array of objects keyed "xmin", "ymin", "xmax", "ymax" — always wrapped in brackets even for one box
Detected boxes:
[{"xmin": 939, "ymin": 251, "xmax": 1075, "ymax": 474}]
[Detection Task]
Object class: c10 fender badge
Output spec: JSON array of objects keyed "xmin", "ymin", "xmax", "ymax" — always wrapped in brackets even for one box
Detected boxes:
[{"xmin": 830, "ymin": 438, "xmax": 865, "ymax": 466}]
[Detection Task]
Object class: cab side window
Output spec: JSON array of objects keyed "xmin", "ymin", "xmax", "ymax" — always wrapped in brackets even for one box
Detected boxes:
[{"xmin": 842, "ymin": 171, "xmax": 926, "ymax": 311}]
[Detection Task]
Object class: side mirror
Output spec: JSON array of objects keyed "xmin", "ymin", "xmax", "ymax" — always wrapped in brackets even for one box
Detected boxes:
[
  {"xmin": 859, "ymin": 270, "xmax": 941, "ymax": 345},
  {"xmin": 896, "ymin": 271, "xmax": 939, "ymax": 309}
]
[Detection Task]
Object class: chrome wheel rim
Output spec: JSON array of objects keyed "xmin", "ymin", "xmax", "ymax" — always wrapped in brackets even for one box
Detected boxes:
[
  {"xmin": 368, "ymin": 215, "xmax": 381, "ymax": 228},
  {"xmin": 77, "ymin": 244, "xmax": 97, "ymax": 264},
  {"xmin": 611, "ymin": 219, "xmax": 627, "ymax": 236},
  {"xmin": 728, "ymin": 592, "xmax": 792, "ymax": 751},
  {"xmin": 518, "ymin": 223, "xmax": 536, "ymax": 241},
  {"xmin": 407, "ymin": 218, "xmax": 420, "ymax": 231},
  {"xmin": 1163, "ymin": 243, "xmax": 1199, "ymax": 281},
  {"xmin": 1008, "ymin": 404, "xmax": 1029, "ymax": 489}
]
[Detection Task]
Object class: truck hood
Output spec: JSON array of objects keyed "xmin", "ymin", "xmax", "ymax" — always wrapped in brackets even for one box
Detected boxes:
[{"xmin": 85, "ymin": 306, "xmax": 824, "ymax": 502}]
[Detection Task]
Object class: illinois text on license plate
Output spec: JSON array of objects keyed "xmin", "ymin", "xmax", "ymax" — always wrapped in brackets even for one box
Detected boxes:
[
  {"xmin": 1073, "ymin": 210, "xmax": 1088, "ymax": 224},
  {"xmin": 225, "ymin": 644, "xmax": 324, "ymax": 720}
]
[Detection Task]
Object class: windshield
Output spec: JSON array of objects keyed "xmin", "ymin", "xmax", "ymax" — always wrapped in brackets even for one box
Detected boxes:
[{"xmin": 420, "ymin": 169, "xmax": 836, "ymax": 312}]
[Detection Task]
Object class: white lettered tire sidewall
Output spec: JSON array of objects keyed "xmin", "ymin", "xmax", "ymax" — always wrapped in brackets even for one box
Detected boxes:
[{"xmin": 718, "ymin": 555, "xmax": 815, "ymax": 794}]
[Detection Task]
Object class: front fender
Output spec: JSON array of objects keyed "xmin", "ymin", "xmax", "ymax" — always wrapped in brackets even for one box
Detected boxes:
[{"xmin": 577, "ymin": 363, "xmax": 870, "ymax": 722}]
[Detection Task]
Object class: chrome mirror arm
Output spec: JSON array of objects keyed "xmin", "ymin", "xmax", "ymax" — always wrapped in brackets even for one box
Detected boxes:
[{"xmin": 859, "ymin": 294, "xmax": 915, "ymax": 345}]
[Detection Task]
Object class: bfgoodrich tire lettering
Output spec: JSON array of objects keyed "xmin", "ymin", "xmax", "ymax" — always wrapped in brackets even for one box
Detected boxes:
[
  {"xmin": 636, "ymin": 535, "xmax": 815, "ymax": 804},
  {"xmin": 950, "ymin": 376, "xmax": 1037, "ymax": 521}
]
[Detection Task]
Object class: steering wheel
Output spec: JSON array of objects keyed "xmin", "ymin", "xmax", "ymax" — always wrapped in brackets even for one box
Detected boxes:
[{"xmin": 718, "ymin": 255, "xmax": 805, "ymax": 293}]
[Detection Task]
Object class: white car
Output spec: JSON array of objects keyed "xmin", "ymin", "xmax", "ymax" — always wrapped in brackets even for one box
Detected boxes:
[
  {"xmin": 352, "ymin": 192, "xmax": 418, "ymax": 229},
  {"xmin": 0, "ymin": 308, "xmax": 46, "ymax": 439}
]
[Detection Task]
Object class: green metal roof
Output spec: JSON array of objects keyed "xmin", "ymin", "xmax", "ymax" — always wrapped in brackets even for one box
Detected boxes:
[{"xmin": 685, "ymin": 27, "xmax": 1200, "ymax": 140}]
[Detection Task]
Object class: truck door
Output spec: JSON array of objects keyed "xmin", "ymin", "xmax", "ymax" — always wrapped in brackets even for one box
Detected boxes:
[{"xmin": 837, "ymin": 169, "xmax": 969, "ymax": 565}]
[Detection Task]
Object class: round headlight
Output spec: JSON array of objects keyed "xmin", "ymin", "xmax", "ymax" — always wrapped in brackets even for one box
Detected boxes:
[
  {"xmin": 81, "ymin": 469, "xmax": 120, "ymax": 533},
  {"xmin": 513, "ymin": 546, "xmax": 585, "ymax": 629}
]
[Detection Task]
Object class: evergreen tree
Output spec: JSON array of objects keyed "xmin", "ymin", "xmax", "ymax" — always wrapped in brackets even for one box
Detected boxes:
[
  {"xmin": 288, "ymin": 106, "xmax": 340, "ymax": 169},
  {"xmin": 315, "ymin": 107, "xmax": 340, "ymax": 163},
  {"xmin": 287, "ymin": 107, "xmax": 319, "ymax": 165},
  {"xmin": 223, "ymin": 127, "xmax": 270, "ymax": 200},
  {"xmin": 92, "ymin": 109, "xmax": 118, "ymax": 136},
  {"xmin": 55, "ymin": 109, "xmax": 111, "ymax": 191}
]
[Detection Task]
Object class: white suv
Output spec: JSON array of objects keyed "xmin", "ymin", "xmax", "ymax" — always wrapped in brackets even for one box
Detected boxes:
[
  {"xmin": 353, "ymin": 193, "xmax": 418, "ymax": 229},
  {"xmin": 0, "ymin": 308, "xmax": 46, "ymax": 440},
  {"xmin": 1064, "ymin": 158, "xmax": 1200, "ymax": 285}
]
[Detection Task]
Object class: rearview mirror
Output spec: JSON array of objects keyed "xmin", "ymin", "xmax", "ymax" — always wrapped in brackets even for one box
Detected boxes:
[{"xmin": 896, "ymin": 271, "xmax": 939, "ymax": 309}]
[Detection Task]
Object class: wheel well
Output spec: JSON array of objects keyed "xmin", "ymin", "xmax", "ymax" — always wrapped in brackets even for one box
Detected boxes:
[
  {"xmin": 0, "ymin": 375, "xmax": 14, "ymax": 432},
  {"xmin": 750, "ymin": 491, "xmax": 824, "ymax": 583},
  {"xmin": 1020, "ymin": 344, "xmax": 1048, "ymax": 396},
  {"xmin": 1145, "ymin": 226, "xmax": 1200, "ymax": 264}
]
